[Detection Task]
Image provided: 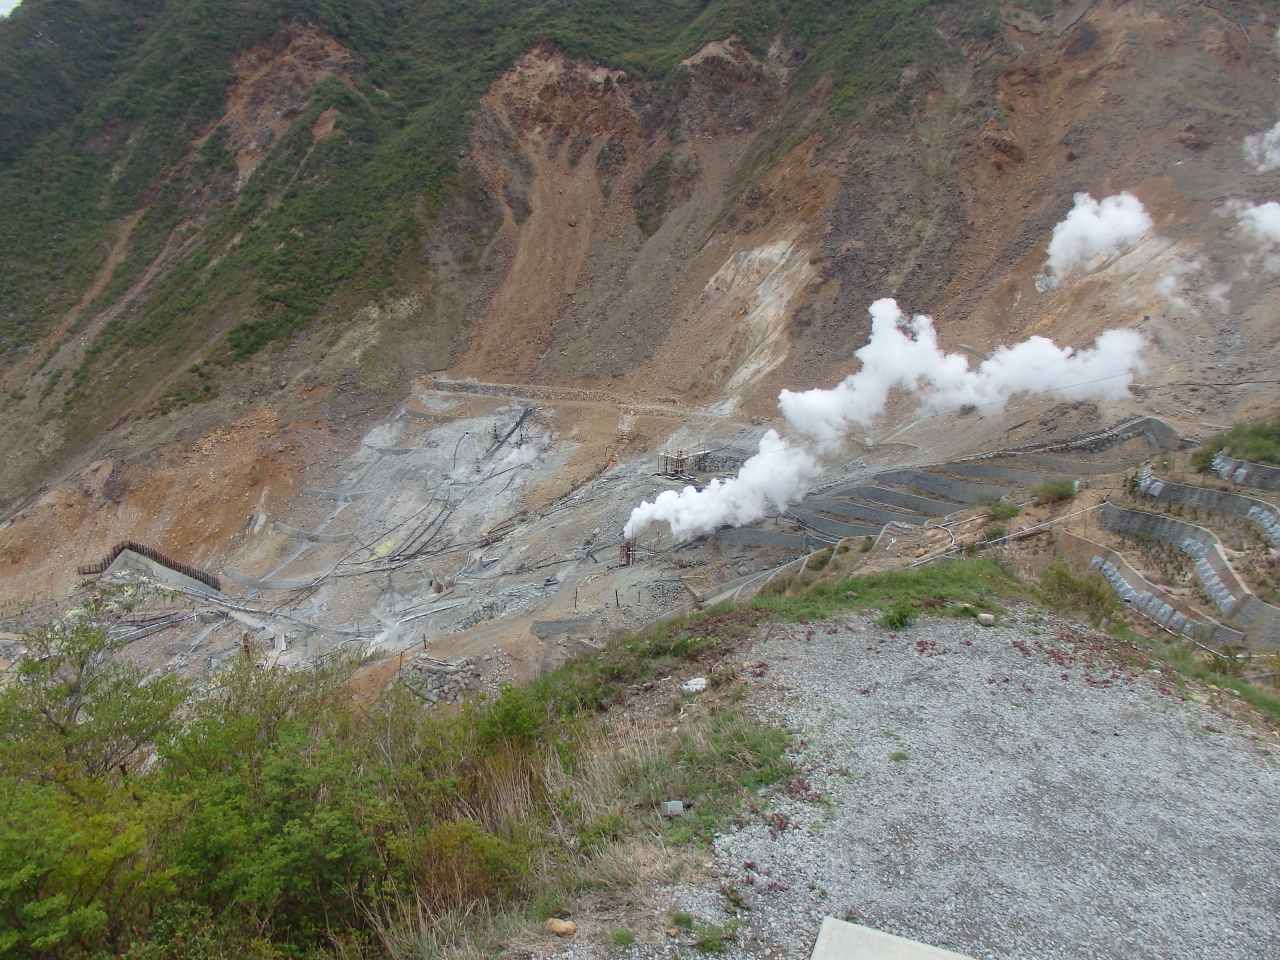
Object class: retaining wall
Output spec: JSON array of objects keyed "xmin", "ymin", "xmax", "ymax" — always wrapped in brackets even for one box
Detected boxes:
[
  {"xmin": 805, "ymin": 498, "xmax": 925, "ymax": 527},
  {"xmin": 939, "ymin": 463, "xmax": 1063, "ymax": 487},
  {"xmin": 222, "ymin": 569, "xmax": 318, "ymax": 591},
  {"xmin": 715, "ymin": 529, "xmax": 827, "ymax": 550},
  {"xmin": 531, "ymin": 616, "xmax": 599, "ymax": 638},
  {"xmin": 1211, "ymin": 453, "xmax": 1280, "ymax": 492},
  {"xmin": 271, "ymin": 521, "xmax": 354, "ymax": 543},
  {"xmin": 831, "ymin": 484, "xmax": 954, "ymax": 517},
  {"xmin": 104, "ymin": 550, "xmax": 223, "ymax": 597},
  {"xmin": 1136, "ymin": 471, "xmax": 1280, "ymax": 543},
  {"xmin": 874, "ymin": 469, "xmax": 1012, "ymax": 505},
  {"xmin": 1055, "ymin": 530, "xmax": 1243, "ymax": 646},
  {"xmin": 1016, "ymin": 454, "xmax": 1130, "ymax": 475},
  {"xmin": 302, "ymin": 488, "xmax": 369, "ymax": 502},
  {"xmin": 1101, "ymin": 502, "xmax": 1280, "ymax": 649},
  {"xmin": 789, "ymin": 509, "xmax": 881, "ymax": 539}
]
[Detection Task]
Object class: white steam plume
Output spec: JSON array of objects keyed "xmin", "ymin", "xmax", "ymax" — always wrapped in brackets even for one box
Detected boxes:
[
  {"xmin": 623, "ymin": 430, "xmax": 821, "ymax": 540},
  {"xmin": 1244, "ymin": 120, "xmax": 1280, "ymax": 173},
  {"xmin": 1045, "ymin": 192, "xmax": 1153, "ymax": 275},
  {"xmin": 779, "ymin": 299, "xmax": 1147, "ymax": 441},
  {"xmin": 1233, "ymin": 199, "xmax": 1280, "ymax": 244},
  {"xmin": 1230, "ymin": 199, "xmax": 1280, "ymax": 272},
  {"xmin": 624, "ymin": 298, "xmax": 1146, "ymax": 541}
]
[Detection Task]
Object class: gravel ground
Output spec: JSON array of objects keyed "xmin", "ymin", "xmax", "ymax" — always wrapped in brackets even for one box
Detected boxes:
[{"xmin": 551, "ymin": 606, "xmax": 1280, "ymax": 960}]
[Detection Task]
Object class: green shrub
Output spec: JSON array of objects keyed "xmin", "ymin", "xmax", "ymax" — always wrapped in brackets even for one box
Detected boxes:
[
  {"xmin": 878, "ymin": 600, "xmax": 918, "ymax": 629},
  {"xmin": 694, "ymin": 921, "xmax": 737, "ymax": 953},
  {"xmin": 985, "ymin": 499, "xmax": 1021, "ymax": 521},
  {"xmin": 480, "ymin": 683, "xmax": 547, "ymax": 745},
  {"xmin": 808, "ymin": 547, "xmax": 834, "ymax": 571},
  {"xmin": 1032, "ymin": 479, "xmax": 1076, "ymax": 504}
]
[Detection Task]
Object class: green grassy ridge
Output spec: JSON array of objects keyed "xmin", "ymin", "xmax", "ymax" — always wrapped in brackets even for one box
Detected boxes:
[
  {"xmin": 1192, "ymin": 412, "xmax": 1280, "ymax": 470},
  {"xmin": 0, "ymin": 0, "xmax": 1041, "ymax": 404}
]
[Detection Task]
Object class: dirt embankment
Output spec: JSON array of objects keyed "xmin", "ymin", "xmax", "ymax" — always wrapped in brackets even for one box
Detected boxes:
[{"xmin": 0, "ymin": 408, "xmax": 308, "ymax": 602}]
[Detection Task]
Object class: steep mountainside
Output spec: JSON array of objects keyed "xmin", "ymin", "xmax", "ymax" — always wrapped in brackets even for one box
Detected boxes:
[{"xmin": 2, "ymin": 0, "xmax": 1280, "ymax": 605}]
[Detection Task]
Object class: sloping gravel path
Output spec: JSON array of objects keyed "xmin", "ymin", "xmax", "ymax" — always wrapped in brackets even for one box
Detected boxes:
[{"xmin": 651, "ymin": 607, "xmax": 1280, "ymax": 960}]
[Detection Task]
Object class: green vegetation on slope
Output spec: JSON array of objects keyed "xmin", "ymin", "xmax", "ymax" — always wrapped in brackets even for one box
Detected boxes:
[
  {"xmin": 1193, "ymin": 412, "xmax": 1280, "ymax": 470},
  {"xmin": 0, "ymin": 587, "xmax": 790, "ymax": 958},
  {"xmin": 0, "ymin": 0, "xmax": 1038, "ymax": 423},
  {"xmin": 6, "ymin": 556, "xmax": 1276, "ymax": 956}
]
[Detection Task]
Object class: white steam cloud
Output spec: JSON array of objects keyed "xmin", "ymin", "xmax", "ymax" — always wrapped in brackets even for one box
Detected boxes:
[
  {"xmin": 1045, "ymin": 192, "xmax": 1153, "ymax": 275},
  {"xmin": 1234, "ymin": 199, "xmax": 1280, "ymax": 244},
  {"xmin": 624, "ymin": 298, "xmax": 1147, "ymax": 541},
  {"xmin": 1244, "ymin": 120, "xmax": 1280, "ymax": 173},
  {"xmin": 1231, "ymin": 199, "xmax": 1280, "ymax": 272},
  {"xmin": 623, "ymin": 430, "xmax": 821, "ymax": 540},
  {"xmin": 780, "ymin": 299, "xmax": 1147, "ymax": 442}
]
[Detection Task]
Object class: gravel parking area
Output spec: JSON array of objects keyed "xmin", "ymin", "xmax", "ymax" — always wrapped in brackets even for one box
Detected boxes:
[{"xmin": 648, "ymin": 607, "xmax": 1280, "ymax": 960}]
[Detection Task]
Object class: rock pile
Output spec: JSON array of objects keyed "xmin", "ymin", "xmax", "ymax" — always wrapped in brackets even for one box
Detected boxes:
[
  {"xmin": 400, "ymin": 655, "xmax": 483, "ymax": 705},
  {"xmin": 649, "ymin": 580, "xmax": 690, "ymax": 607}
]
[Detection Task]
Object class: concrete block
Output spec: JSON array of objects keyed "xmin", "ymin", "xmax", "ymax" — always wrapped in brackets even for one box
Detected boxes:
[
  {"xmin": 659, "ymin": 800, "xmax": 684, "ymax": 817},
  {"xmin": 809, "ymin": 917, "xmax": 973, "ymax": 960}
]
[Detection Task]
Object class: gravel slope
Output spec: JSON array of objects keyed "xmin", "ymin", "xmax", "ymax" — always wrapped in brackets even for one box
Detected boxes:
[{"xmin": 579, "ymin": 607, "xmax": 1280, "ymax": 960}]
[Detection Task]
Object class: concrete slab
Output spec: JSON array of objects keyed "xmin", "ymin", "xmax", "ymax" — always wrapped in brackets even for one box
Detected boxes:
[
  {"xmin": 810, "ymin": 918, "xmax": 973, "ymax": 960},
  {"xmin": 104, "ymin": 549, "xmax": 222, "ymax": 597}
]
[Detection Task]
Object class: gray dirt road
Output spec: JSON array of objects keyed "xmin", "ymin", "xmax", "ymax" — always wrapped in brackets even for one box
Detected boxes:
[{"xmin": 653, "ymin": 607, "xmax": 1280, "ymax": 960}]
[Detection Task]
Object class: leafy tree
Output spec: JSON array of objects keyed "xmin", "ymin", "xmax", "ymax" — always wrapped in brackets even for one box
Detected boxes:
[{"xmin": 0, "ymin": 608, "xmax": 187, "ymax": 957}]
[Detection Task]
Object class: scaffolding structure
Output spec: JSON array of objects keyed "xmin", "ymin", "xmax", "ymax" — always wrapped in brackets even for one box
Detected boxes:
[{"xmin": 658, "ymin": 449, "xmax": 711, "ymax": 477}]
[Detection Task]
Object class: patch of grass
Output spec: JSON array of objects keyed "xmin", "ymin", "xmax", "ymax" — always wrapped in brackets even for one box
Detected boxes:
[
  {"xmin": 984, "ymin": 524, "xmax": 1006, "ymax": 542},
  {"xmin": 1032, "ymin": 479, "xmax": 1077, "ymax": 504},
  {"xmin": 1026, "ymin": 560, "xmax": 1280, "ymax": 724},
  {"xmin": 985, "ymin": 499, "xmax": 1021, "ymax": 522},
  {"xmin": 671, "ymin": 910, "xmax": 694, "ymax": 930},
  {"xmin": 1036, "ymin": 563, "xmax": 1122, "ymax": 628},
  {"xmin": 751, "ymin": 557, "xmax": 1016, "ymax": 623},
  {"xmin": 878, "ymin": 600, "xmax": 919, "ymax": 629},
  {"xmin": 808, "ymin": 547, "xmax": 835, "ymax": 571},
  {"xmin": 693, "ymin": 920, "xmax": 738, "ymax": 954},
  {"xmin": 1142, "ymin": 639, "xmax": 1280, "ymax": 724},
  {"xmin": 605, "ymin": 927, "xmax": 636, "ymax": 947},
  {"xmin": 889, "ymin": 750, "xmax": 909, "ymax": 762},
  {"xmin": 1193, "ymin": 412, "xmax": 1280, "ymax": 469},
  {"xmin": 859, "ymin": 535, "xmax": 875, "ymax": 553}
]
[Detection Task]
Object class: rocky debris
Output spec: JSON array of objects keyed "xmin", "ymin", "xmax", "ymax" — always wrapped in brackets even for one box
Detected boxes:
[
  {"xmin": 656, "ymin": 609, "xmax": 1280, "ymax": 960},
  {"xmin": 650, "ymin": 580, "xmax": 690, "ymax": 607},
  {"xmin": 400, "ymin": 654, "xmax": 483, "ymax": 705}
]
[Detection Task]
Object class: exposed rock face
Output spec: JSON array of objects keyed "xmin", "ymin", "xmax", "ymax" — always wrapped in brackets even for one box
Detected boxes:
[
  {"xmin": 4, "ymin": 0, "xmax": 1280, "ymax": 615},
  {"xmin": 212, "ymin": 23, "xmax": 362, "ymax": 187}
]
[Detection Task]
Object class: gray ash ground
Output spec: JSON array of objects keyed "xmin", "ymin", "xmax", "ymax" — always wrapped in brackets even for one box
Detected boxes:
[{"xmin": 552, "ymin": 606, "xmax": 1280, "ymax": 960}]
